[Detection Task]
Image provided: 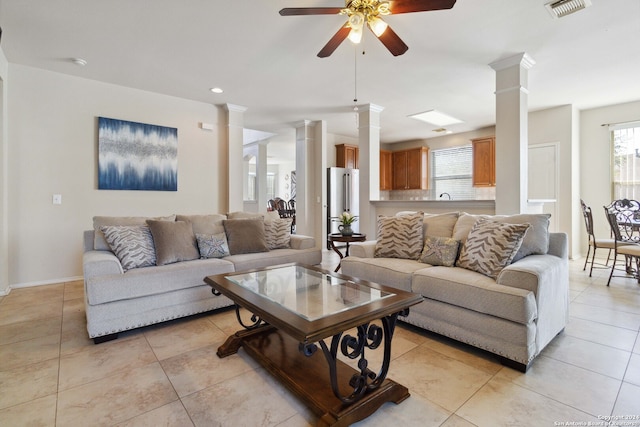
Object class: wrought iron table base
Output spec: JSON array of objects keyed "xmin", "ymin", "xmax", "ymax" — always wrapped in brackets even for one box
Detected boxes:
[{"xmin": 216, "ymin": 306, "xmax": 410, "ymax": 426}]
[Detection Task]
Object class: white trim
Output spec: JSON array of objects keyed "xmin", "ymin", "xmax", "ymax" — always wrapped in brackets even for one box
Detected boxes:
[{"xmin": 8, "ymin": 275, "xmax": 83, "ymax": 291}]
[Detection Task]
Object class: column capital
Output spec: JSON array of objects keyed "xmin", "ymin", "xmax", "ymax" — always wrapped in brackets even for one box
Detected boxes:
[
  {"xmin": 224, "ymin": 103, "xmax": 248, "ymax": 113},
  {"xmin": 489, "ymin": 52, "xmax": 536, "ymax": 71}
]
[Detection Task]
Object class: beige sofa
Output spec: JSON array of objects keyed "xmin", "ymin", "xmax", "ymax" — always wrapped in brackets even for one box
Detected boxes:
[
  {"xmin": 82, "ymin": 213, "xmax": 321, "ymax": 343},
  {"xmin": 341, "ymin": 211, "xmax": 569, "ymax": 372}
]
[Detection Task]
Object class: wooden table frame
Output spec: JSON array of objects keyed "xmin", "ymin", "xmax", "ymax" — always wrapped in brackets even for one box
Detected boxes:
[{"xmin": 205, "ymin": 263, "xmax": 423, "ymax": 426}]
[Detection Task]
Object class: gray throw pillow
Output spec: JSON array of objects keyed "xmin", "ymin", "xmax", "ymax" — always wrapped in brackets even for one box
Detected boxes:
[
  {"xmin": 146, "ymin": 220, "xmax": 200, "ymax": 266},
  {"xmin": 176, "ymin": 214, "xmax": 226, "ymax": 235},
  {"xmin": 223, "ymin": 219, "xmax": 269, "ymax": 255},
  {"xmin": 196, "ymin": 232, "xmax": 230, "ymax": 258},
  {"xmin": 419, "ymin": 236, "xmax": 460, "ymax": 267},
  {"xmin": 374, "ymin": 211, "xmax": 424, "ymax": 260},
  {"xmin": 456, "ymin": 219, "xmax": 531, "ymax": 279},
  {"xmin": 100, "ymin": 225, "xmax": 156, "ymax": 271}
]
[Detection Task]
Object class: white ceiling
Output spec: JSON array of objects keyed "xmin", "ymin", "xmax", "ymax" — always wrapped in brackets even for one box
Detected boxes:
[{"xmin": 1, "ymin": 0, "xmax": 639, "ymax": 149}]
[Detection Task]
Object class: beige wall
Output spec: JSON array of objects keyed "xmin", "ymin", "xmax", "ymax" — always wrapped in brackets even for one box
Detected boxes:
[
  {"xmin": 4, "ymin": 61, "xmax": 640, "ymax": 290},
  {"xmin": 7, "ymin": 64, "xmax": 227, "ymax": 288},
  {"xmin": 580, "ymin": 100, "xmax": 640, "ymax": 255}
]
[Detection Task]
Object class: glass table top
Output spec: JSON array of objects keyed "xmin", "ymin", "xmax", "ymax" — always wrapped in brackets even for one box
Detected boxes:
[{"xmin": 225, "ymin": 265, "xmax": 395, "ymax": 321}]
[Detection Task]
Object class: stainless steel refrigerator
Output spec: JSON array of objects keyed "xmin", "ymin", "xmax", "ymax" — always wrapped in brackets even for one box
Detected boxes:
[{"xmin": 327, "ymin": 167, "xmax": 359, "ymax": 246}]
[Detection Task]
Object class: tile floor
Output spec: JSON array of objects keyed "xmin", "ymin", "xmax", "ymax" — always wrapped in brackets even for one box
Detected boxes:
[{"xmin": 1, "ymin": 251, "xmax": 639, "ymax": 426}]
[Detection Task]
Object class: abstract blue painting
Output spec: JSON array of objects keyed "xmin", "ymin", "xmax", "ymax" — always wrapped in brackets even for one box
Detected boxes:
[{"xmin": 98, "ymin": 117, "xmax": 178, "ymax": 191}]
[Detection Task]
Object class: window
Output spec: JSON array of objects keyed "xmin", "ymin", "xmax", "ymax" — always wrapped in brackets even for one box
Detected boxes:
[
  {"xmin": 612, "ymin": 123, "xmax": 640, "ymax": 200},
  {"xmin": 431, "ymin": 145, "xmax": 475, "ymax": 199}
]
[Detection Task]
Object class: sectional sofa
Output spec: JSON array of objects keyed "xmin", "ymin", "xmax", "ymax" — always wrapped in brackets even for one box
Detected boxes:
[
  {"xmin": 82, "ymin": 212, "xmax": 321, "ymax": 343},
  {"xmin": 341, "ymin": 211, "xmax": 569, "ymax": 372}
]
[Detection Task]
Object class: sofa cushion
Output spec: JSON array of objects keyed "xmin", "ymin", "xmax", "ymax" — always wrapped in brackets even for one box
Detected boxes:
[
  {"xmin": 456, "ymin": 219, "xmax": 530, "ymax": 279},
  {"xmin": 341, "ymin": 256, "xmax": 429, "ymax": 293},
  {"xmin": 419, "ymin": 236, "xmax": 460, "ymax": 267},
  {"xmin": 100, "ymin": 225, "xmax": 156, "ymax": 271},
  {"xmin": 227, "ymin": 211, "xmax": 264, "ymax": 220},
  {"xmin": 412, "ymin": 266, "xmax": 538, "ymax": 325},
  {"xmin": 196, "ymin": 232, "xmax": 230, "ymax": 258},
  {"xmin": 264, "ymin": 218, "xmax": 292, "ymax": 249},
  {"xmin": 223, "ymin": 219, "xmax": 269, "ymax": 255},
  {"xmin": 423, "ymin": 212, "xmax": 459, "ymax": 239},
  {"xmin": 453, "ymin": 213, "xmax": 550, "ymax": 262},
  {"xmin": 375, "ymin": 211, "xmax": 424, "ymax": 260},
  {"xmin": 85, "ymin": 257, "xmax": 235, "ymax": 305},
  {"xmin": 176, "ymin": 214, "xmax": 226, "ymax": 235},
  {"xmin": 93, "ymin": 215, "xmax": 175, "ymax": 251},
  {"xmin": 147, "ymin": 220, "xmax": 200, "ymax": 266}
]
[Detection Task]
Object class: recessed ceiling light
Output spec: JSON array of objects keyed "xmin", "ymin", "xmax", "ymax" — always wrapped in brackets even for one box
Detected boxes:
[
  {"xmin": 72, "ymin": 58, "xmax": 87, "ymax": 66},
  {"xmin": 210, "ymin": 87, "xmax": 223, "ymax": 94},
  {"xmin": 409, "ymin": 110, "xmax": 463, "ymax": 127}
]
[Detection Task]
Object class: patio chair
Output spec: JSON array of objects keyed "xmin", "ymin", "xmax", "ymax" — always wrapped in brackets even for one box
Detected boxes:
[{"xmin": 603, "ymin": 206, "xmax": 640, "ymax": 286}]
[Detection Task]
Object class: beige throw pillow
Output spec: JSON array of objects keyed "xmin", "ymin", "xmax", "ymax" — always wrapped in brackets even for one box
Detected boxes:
[
  {"xmin": 419, "ymin": 236, "xmax": 460, "ymax": 267},
  {"xmin": 146, "ymin": 220, "xmax": 200, "ymax": 266},
  {"xmin": 456, "ymin": 219, "xmax": 531, "ymax": 279},
  {"xmin": 223, "ymin": 219, "xmax": 269, "ymax": 255},
  {"xmin": 374, "ymin": 211, "xmax": 424, "ymax": 260}
]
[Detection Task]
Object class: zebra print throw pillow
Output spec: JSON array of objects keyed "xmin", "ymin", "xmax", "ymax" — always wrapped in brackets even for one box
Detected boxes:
[
  {"xmin": 264, "ymin": 218, "xmax": 292, "ymax": 249},
  {"xmin": 456, "ymin": 219, "xmax": 531, "ymax": 279},
  {"xmin": 375, "ymin": 211, "xmax": 424, "ymax": 260},
  {"xmin": 100, "ymin": 225, "xmax": 156, "ymax": 271}
]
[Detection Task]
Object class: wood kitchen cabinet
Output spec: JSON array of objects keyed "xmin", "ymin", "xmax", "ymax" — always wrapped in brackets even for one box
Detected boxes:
[
  {"xmin": 336, "ymin": 144, "xmax": 358, "ymax": 169},
  {"xmin": 472, "ymin": 136, "xmax": 495, "ymax": 187},
  {"xmin": 380, "ymin": 150, "xmax": 393, "ymax": 190},
  {"xmin": 392, "ymin": 147, "xmax": 429, "ymax": 190}
]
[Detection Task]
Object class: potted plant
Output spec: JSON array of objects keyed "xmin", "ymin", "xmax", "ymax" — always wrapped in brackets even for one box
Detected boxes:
[{"xmin": 336, "ymin": 212, "xmax": 357, "ymax": 236}]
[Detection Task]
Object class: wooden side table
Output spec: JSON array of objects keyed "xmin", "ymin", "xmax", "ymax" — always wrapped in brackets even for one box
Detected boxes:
[{"xmin": 328, "ymin": 233, "xmax": 366, "ymax": 272}]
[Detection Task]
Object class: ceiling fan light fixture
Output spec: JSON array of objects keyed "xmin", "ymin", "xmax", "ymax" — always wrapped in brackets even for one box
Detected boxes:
[
  {"xmin": 348, "ymin": 26, "xmax": 363, "ymax": 43},
  {"xmin": 368, "ymin": 16, "xmax": 388, "ymax": 36}
]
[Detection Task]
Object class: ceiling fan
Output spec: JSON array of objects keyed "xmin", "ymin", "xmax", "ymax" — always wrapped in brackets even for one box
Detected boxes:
[{"xmin": 279, "ymin": 0, "xmax": 457, "ymax": 58}]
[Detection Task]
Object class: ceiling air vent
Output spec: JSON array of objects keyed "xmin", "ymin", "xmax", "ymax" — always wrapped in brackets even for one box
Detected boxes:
[{"xmin": 545, "ymin": 0, "xmax": 592, "ymax": 18}]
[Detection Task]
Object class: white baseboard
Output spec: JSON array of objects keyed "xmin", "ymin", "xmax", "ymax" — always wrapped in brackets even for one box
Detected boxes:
[{"xmin": 3, "ymin": 275, "xmax": 84, "ymax": 295}]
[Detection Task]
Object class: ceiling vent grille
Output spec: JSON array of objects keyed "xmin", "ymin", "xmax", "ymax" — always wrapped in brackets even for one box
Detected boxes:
[{"xmin": 545, "ymin": 0, "xmax": 592, "ymax": 18}]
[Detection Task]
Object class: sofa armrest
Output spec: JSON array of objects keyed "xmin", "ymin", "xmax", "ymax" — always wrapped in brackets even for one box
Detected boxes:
[
  {"xmin": 290, "ymin": 234, "xmax": 316, "ymax": 250},
  {"xmin": 83, "ymin": 230, "xmax": 95, "ymax": 252},
  {"xmin": 83, "ymin": 250, "xmax": 124, "ymax": 279},
  {"xmin": 547, "ymin": 232, "xmax": 568, "ymax": 259},
  {"xmin": 349, "ymin": 241, "xmax": 377, "ymax": 258}
]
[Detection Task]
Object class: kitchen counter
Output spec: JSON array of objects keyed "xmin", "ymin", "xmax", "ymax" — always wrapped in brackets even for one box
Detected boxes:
[{"xmin": 371, "ymin": 199, "xmax": 496, "ymax": 216}]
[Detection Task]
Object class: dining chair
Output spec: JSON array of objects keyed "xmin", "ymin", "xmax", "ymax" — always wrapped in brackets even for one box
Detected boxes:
[
  {"xmin": 580, "ymin": 199, "xmax": 615, "ymax": 277},
  {"xmin": 603, "ymin": 206, "xmax": 640, "ymax": 286}
]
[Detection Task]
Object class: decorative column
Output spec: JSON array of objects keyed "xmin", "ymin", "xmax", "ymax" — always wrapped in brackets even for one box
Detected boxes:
[
  {"xmin": 358, "ymin": 104, "xmax": 384, "ymax": 238},
  {"xmin": 489, "ymin": 53, "xmax": 535, "ymax": 214},
  {"xmin": 295, "ymin": 120, "xmax": 319, "ymax": 238},
  {"xmin": 225, "ymin": 103, "xmax": 247, "ymax": 213}
]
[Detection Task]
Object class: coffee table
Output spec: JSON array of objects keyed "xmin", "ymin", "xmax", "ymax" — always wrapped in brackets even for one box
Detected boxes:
[{"xmin": 205, "ymin": 263, "xmax": 423, "ymax": 427}]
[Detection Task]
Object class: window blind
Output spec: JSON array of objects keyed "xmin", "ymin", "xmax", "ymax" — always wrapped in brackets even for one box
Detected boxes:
[{"xmin": 431, "ymin": 145, "xmax": 475, "ymax": 199}]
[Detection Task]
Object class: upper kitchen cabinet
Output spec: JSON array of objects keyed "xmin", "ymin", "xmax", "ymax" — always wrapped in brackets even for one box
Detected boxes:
[
  {"xmin": 336, "ymin": 144, "xmax": 359, "ymax": 169},
  {"xmin": 392, "ymin": 147, "xmax": 429, "ymax": 190},
  {"xmin": 380, "ymin": 150, "xmax": 393, "ymax": 190},
  {"xmin": 472, "ymin": 136, "xmax": 495, "ymax": 187}
]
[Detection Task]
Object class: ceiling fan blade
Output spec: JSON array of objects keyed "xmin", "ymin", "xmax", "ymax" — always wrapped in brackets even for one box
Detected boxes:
[
  {"xmin": 375, "ymin": 25, "xmax": 409, "ymax": 56},
  {"xmin": 388, "ymin": 0, "xmax": 456, "ymax": 14},
  {"xmin": 317, "ymin": 25, "xmax": 351, "ymax": 58},
  {"xmin": 279, "ymin": 7, "xmax": 343, "ymax": 16}
]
